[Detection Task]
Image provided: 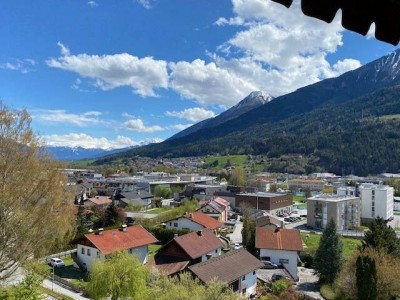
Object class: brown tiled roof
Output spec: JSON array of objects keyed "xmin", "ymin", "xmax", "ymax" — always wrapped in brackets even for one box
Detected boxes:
[
  {"xmin": 184, "ymin": 211, "xmax": 222, "ymax": 230},
  {"xmin": 271, "ymin": 0, "xmax": 400, "ymax": 45},
  {"xmin": 255, "ymin": 228, "xmax": 303, "ymax": 251},
  {"xmin": 213, "ymin": 197, "xmax": 230, "ymax": 207},
  {"xmin": 189, "ymin": 249, "xmax": 264, "ymax": 284},
  {"xmin": 148, "ymin": 258, "xmax": 190, "ymax": 276},
  {"xmin": 83, "ymin": 225, "xmax": 158, "ymax": 255},
  {"xmin": 87, "ymin": 196, "xmax": 112, "ymax": 205},
  {"xmin": 174, "ymin": 230, "xmax": 224, "ymax": 259}
]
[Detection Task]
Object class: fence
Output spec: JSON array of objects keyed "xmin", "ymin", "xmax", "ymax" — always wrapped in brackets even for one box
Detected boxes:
[
  {"xmin": 40, "ymin": 249, "xmax": 77, "ymax": 263},
  {"xmin": 50, "ymin": 274, "xmax": 82, "ymax": 293}
]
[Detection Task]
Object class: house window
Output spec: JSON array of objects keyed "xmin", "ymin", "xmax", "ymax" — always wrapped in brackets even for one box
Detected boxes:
[
  {"xmin": 242, "ymin": 275, "xmax": 245, "ymax": 280},
  {"xmin": 97, "ymin": 251, "xmax": 100, "ymax": 258},
  {"xmin": 242, "ymin": 288, "xmax": 246, "ymax": 295},
  {"xmin": 81, "ymin": 247, "xmax": 85, "ymax": 255},
  {"xmin": 215, "ymin": 249, "xmax": 218, "ymax": 253},
  {"xmin": 169, "ymin": 222, "xmax": 172, "ymax": 226},
  {"xmin": 279, "ymin": 258, "xmax": 289, "ymax": 264},
  {"xmin": 87, "ymin": 249, "xmax": 91, "ymax": 256},
  {"xmin": 174, "ymin": 223, "xmax": 178, "ymax": 227},
  {"xmin": 253, "ymin": 271, "xmax": 256, "ymax": 275}
]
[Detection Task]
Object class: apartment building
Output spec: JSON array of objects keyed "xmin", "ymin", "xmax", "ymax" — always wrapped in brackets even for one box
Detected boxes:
[
  {"xmin": 358, "ymin": 183, "xmax": 394, "ymax": 222},
  {"xmin": 307, "ymin": 195, "xmax": 361, "ymax": 230}
]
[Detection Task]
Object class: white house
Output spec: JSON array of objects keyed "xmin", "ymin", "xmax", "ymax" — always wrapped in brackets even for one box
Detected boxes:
[
  {"xmin": 359, "ymin": 183, "xmax": 394, "ymax": 221},
  {"xmin": 165, "ymin": 211, "xmax": 222, "ymax": 231},
  {"xmin": 255, "ymin": 227, "xmax": 303, "ymax": 281},
  {"xmin": 74, "ymin": 225, "xmax": 158, "ymax": 271},
  {"xmin": 188, "ymin": 249, "xmax": 263, "ymax": 297}
]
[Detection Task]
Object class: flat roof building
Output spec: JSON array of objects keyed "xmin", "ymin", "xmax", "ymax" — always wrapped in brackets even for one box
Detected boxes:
[{"xmin": 235, "ymin": 192, "xmax": 293, "ymax": 216}]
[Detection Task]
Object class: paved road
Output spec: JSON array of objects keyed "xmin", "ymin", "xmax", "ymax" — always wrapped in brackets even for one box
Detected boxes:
[
  {"xmin": 227, "ymin": 220, "xmax": 243, "ymax": 244},
  {"xmin": 42, "ymin": 279, "xmax": 89, "ymax": 300}
]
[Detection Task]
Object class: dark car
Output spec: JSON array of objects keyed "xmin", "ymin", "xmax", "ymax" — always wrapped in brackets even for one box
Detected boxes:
[
  {"xmin": 262, "ymin": 261, "xmax": 278, "ymax": 269},
  {"xmin": 271, "ymin": 273, "xmax": 289, "ymax": 282}
]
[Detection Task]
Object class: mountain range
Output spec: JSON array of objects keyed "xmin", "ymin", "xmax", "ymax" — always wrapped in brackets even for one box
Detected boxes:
[
  {"xmin": 46, "ymin": 146, "xmax": 132, "ymax": 161},
  {"xmin": 94, "ymin": 49, "xmax": 400, "ymax": 176}
]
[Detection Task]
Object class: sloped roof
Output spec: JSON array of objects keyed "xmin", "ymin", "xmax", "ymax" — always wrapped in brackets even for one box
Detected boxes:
[
  {"xmin": 256, "ymin": 215, "xmax": 282, "ymax": 228},
  {"xmin": 174, "ymin": 230, "xmax": 224, "ymax": 259},
  {"xmin": 183, "ymin": 211, "xmax": 222, "ymax": 230},
  {"xmin": 213, "ymin": 197, "xmax": 230, "ymax": 207},
  {"xmin": 148, "ymin": 258, "xmax": 190, "ymax": 276},
  {"xmin": 87, "ymin": 196, "xmax": 112, "ymax": 206},
  {"xmin": 120, "ymin": 190, "xmax": 153, "ymax": 200},
  {"xmin": 188, "ymin": 249, "xmax": 264, "ymax": 284},
  {"xmin": 83, "ymin": 225, "xmax": 158, "ymax": 255},
  {"xmin": 255, "ymin": 227, "xmax": 303, "ymax": 251},
  {"xmin": 271, "ymin": 0, "xmax": 400, "ymax": 45}
]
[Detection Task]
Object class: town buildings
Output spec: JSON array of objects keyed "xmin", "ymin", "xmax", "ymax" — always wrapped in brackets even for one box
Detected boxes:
[
  {"xmin": 235, "ymin": 192, "xmax": 293, "ymax": 216},
  {"xmin": 306, "ymin": 194, "xmax": 361, "ymax": 230},
  {"xmin": 358, "ymin": 183, "xmax": 394, "ymax": 222}
]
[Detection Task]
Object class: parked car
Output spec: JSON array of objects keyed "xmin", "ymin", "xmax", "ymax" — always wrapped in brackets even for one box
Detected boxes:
[
  {"xmin": 49, "ymin": 258, "xmax": 65, "ymax": 268},
  {"xmin": 262, "ymin": 261, "xmax": 278, "ymax": 269},
  {"xmin": 234, "ymin": 243, "xmax": 242, "ymax": 250},
  {"xmin": 271, "ymin": 273, "xmax": 289, "ymax": 282}
]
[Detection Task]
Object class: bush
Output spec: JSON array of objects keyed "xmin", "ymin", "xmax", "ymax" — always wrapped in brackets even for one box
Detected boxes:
[
  {"xmin": 299, "ymin": 252, "xmax": 314, "ymax": 268},
  {"xmin": 146, "ymin": 226, "xmax": 191, "ymax": 244}
]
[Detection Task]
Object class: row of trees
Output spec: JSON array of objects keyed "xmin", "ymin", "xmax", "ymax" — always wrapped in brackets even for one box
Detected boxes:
[{"xmin": 314, "ymin": 218, "xmax": 400, "ymax": 299}]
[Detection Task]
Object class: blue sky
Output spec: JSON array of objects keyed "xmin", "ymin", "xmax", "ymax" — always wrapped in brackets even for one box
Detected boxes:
[{"xmin": 1, "ymin": 0, "xmax": 398, "ymax": 149}]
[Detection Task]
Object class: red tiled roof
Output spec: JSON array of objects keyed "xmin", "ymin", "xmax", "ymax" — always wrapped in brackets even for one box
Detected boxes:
[
  {"xmin": 213, "ymin": 197, "xmax": 230, "ymax": 207},
  {"xmin": 255, "ymin": 228, "xmax": 303, "ymax": 252},
  {"xmin": 84, "ymin": 225, "xmax": 158, "ymax": 255},
  {"xmin": 174, "ymin": 230, "xmax": 224, "ymax": 259},
  {"xmin": 188, "ymin": 249, "xmax": 264, "ymax": 284},
  {"xmin": 87, "ymin": 196, "xmax": 112, "ymax": 205},
  {"xmin": 184, "ymin": 211, "xmax": 222, "ymax": 230}
]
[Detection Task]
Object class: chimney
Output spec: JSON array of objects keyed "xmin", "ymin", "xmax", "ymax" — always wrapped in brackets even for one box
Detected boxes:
[
  {"xmin": 98, "ymin": 228, "xmax": 104, "ymax": 235},
  {"xmin": 88, "ymin": 229, "xmax": 93, "ymax": 233},
  {"xmin": 174, "ymin": 233, "xmax": 178, "ymax": 238},
  {"xmin": 190, "ymin": 213, "xmax": 194, "ymax": 219},
  {"xmin": 122, "ymin": 224, "xmax": 127, "ymax": 232},
  {"xmin": 197, "ymin": 230, "xmax": 203, "ymax": 236},
  {"xmin": 275, "ymin": 227, "xmax": 280, "ymax": 233}
]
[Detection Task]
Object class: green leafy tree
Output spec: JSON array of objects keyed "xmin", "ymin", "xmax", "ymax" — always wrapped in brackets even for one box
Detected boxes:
[
  {"xmin": 362, "ymin": 217, "xmax": 400, "ymax": 256},
  {"xmin": 241, "ymin": 205, "xmax": 256, "ymax": 256},
  {"xmin": 314, "ymin": 219, "xmax": 344, "ymax": 284},
  {"xmin": 229, "ymin": 167, "xmax": 246, "ymax": 186},
  {"xmin": 87, "ymin": 251, "xmax": 149, "ymax": 300},
  {"xmin": 90, "ymin": 188, "xmax": 98, "ymax": 197},
  {"xmin": 103, "ymin": 204, "xmax": 121, "ymax": 227},
  {"xmin": 76, "ymin": 204, "xmax": 88, "ymax": 236},
  {"xmin": 356, "ymin": 255, "xmax": 377, "ymax": 300},
  {"xmin": 154, "ymin": 186, "xmax": 173, "ymax": 198},
  {"xmin": 0, "ymin": 104, "xmax": 75, "ymax": 281}
]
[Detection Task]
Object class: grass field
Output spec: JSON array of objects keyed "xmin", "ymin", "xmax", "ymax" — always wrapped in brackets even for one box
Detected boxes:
[
  {"xmin": 204, "ymin": 155, "xmax": 247, "ymax": 168},
  {"xmin": 146, "ymin": 207, "xmax": 174, "ymax": 214},
  {"xmin": 380, "ymin": 114, "xmax": 400, "ymax": 121},
  {"xmin": 301, "ymin": 232, "xmax": 362, "ymax": 258},
  {"xmin": 148, "ymin": 244, "xmax": 162, "ymax": 260}
]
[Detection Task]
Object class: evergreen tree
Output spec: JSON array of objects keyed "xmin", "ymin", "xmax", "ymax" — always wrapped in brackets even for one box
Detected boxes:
[
  {"xmin": 356, "ymin": 255, "xmax": 377, "ymax": 300},
  {"xmin": 76, "ymin": 204, "xmax": 87, "ymax": 236},
  {"xmin": 103, "ymin": 204, "xmax": 120, "ymax": 227},
  {"xmin": 362, "ymin": 217, "xmax": 400, "ymax": 256},
  {"xmin": 314, "ymin": 219, "xmax": 344, "ymax": 284},
  {"xmin": 241, "ymin": 207, "xmax": 256, "ymax": 255}
]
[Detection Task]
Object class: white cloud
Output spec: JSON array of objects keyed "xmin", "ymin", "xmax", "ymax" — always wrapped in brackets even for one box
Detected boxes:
[
  {"xmin": 88, "ymin": 1, "xmax": 98, "ymax": 7},
  {"xmin": 123, "ymin": 118, "xmax": 164, "ymax": 133},
  {"xmin": 33, "ymin": 109, "xmax": 103, "ymax": 127},
  {"xmin": 169, "ymin": 59, "xmax": 258, "ymax": 106},
  {"xmin": 168, "ymin": 124, "xmax": 193, "ymax": 131},
  {"xmin": 136, "ymin": 0, "xmax": 154, "ymax": 9},
  {"xmin": 166, "ymin": 107, "xmax": 216, "ymax": 122},
  {"xmin": 215, "ymin": 17, "xmax": 245, "ymax": 26},
  {"xmin": 0, "ymin": 58, "xmax": 36, "ymax": 74},
  {"xmin": 47, "ymin": 43, "xmax": 168, "ymax": 97},
  {"xmin": 43, "ymin": 133, "xmax": 151, "ymax": 150}
]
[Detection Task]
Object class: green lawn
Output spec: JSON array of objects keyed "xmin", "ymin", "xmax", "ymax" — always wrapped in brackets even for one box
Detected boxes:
[
  {"xmin": 293, "ymin": 203, "xmax": 307, "ymax": 210},
  {"xmin": 146, "ymin": 207, "xmax": 174, "ymax": 214},
  {"xmin": 148, "ymin": 244, "xmax": 162, "ymax": 260},
  {"xmin": 46, "ymin": 256, "xmax": 87, "ymax": 286},
  {"xmin": 293, "ymin": 195, "xmax": 306, "ymax": 202},
  {"xmin": 301, "ymin": 232, "xmax": 362, "ymax": 258},
  {"xmin": 204, "ymin": 155, "xmax": 247, "ymax": 168}
]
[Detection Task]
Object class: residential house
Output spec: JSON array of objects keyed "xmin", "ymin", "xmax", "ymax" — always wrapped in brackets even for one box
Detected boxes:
[
  {"xmin": 151, "ymin": 229, "xmax": 224, "ymax": 275},
  {"xmin": 115, "ymin": 190, "xmax": 154, "ymax": 208},
  {"xmin": 84, "ymin": 196, "xmax": 112, "ymax": 209},
  {"xmin": 197, "ymin": 197, "xmax": 230, "ymax": 222},
  {"xmin": 256, "ymin": 215, "xmax": 284, "ymax": 229},
  {"xmin": 307, "ymin": 194, "xmax": 361, "ymax": 230},
  {"xmin": 165, "ymin": 211, "xmax": 222, "ymax": 231},
  {"xmin": 74, "ymin": 225, "xmax": 157, "ymax": 272},
  {"xmin": 255, "ymin": 227, "xmax": 303, "ymax": 280},
  {"xmin": 288, "ymin": 178, "xmax": 326, "ymax": 192},
  {"xmin": 188, "ymin": 248, "xmax": 263, "ymax": 297}
]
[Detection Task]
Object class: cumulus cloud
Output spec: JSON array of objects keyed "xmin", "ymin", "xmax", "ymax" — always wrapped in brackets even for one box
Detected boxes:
[
  {"xmin": 43, "ymin": 133, "xmax": 161, "ymax": 150},
  {"xmin": 0, "ymin": 58, "xmax": 36, "ymax": 74},
  {"xmin": 136, "ymin": 0, "xmax": 154, "ymax": 9},
  {"xmin": 47, "ymin": 42, "xmax": 168, "ymax": 97},
  {"xmin": 33, "ymin": 109, "xmax": 104, "ymax": 127},
  {"xmin": 123, "ymin": 118, "xmax": 164, "ymax": 133},
  {"xmin": 87, "ymin": 1, "xmax": 98, "ymax": 7},
  {"xmin": 166, "ymin": 107, "xmax": 216, "ymax": 122},
  {"xmin": 170, "ymin": 59, "xmax": 258, "ymax": 106}
]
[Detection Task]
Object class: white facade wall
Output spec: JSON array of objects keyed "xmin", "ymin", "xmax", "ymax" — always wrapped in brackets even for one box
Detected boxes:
[
  {"xmin": 76, "ymin": 244, "xmax": 149, "ymax": 272},
  {"xmin": 360, "ymin": 184, "xmax": 394, "ymax": 220},
  {"xmin": 165, "ymin": 217, "xmax": 204, "ymax": 231},
  {"xmin": 200, "ymin": 248, "xmax": 222, "ymax": 262},
  {"xmin": 77, "ymin": 244, "xmax": 104, "ymax": 272},
  {"xmin": 239, "ymin": 271, "xmax": 258, "ymax": 296},
  {"xmin": 337, "ymin": 186, "xmax": 356, "ymax": 197},
  {"xmin": 394, "ymin": 198, "xmax": 400, "ymax": 211},
  {"xmin": 259, "ymin": 249, "xmax": 299, "ymax": 280}
]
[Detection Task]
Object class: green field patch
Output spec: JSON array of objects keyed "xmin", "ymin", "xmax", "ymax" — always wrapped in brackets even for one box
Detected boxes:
[
  {"xmin": 204, "ymin": 155, "xmax": 247, "ymax": 168},
  {"xmin": 146, "ymin": 207, "xmax": 174, "ymax": 214}
]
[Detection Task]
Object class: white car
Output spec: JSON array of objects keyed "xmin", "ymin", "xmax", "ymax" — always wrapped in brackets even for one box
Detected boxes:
[
  {"xmin": 234, "ymin": 243, "xmax": 242, "ymax": 250},
  {"xmin": 49, "ymin": 258, "xmax": 65, "ymax": 268}
]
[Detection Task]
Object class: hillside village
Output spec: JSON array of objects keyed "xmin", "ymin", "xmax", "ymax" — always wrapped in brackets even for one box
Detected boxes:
[{"xmin": 28, "ymin": 166, "xmax": 399, "ymax": 299}]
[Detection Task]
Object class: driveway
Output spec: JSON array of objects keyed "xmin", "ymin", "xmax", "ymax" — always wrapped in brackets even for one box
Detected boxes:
[
  {"xmin": 226, "ymin": 219, "xmax": 243, "ymax": 244},
  {"xmin": 295, "ymin": 267, "xmax": 323, "ymax": 300}
]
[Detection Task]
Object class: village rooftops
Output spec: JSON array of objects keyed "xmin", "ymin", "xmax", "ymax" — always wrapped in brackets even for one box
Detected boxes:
[
  {"xmin": 188, "ymin": 248, "xmax": 263, "ymax": 284},
  {"xmin": 255, "ymin": 227, "xmax": 303, "ymax": 252},
  {"xmin": 87, "ymin": 196, "xmax": 112, "ymax": 206},
  {"xmin": 239, "ymin": 192, "xmax": 285, "ymax": 197},
  {"xmin": 83, "ymin": 225, "xmax": 158, "ymax": 255}
]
